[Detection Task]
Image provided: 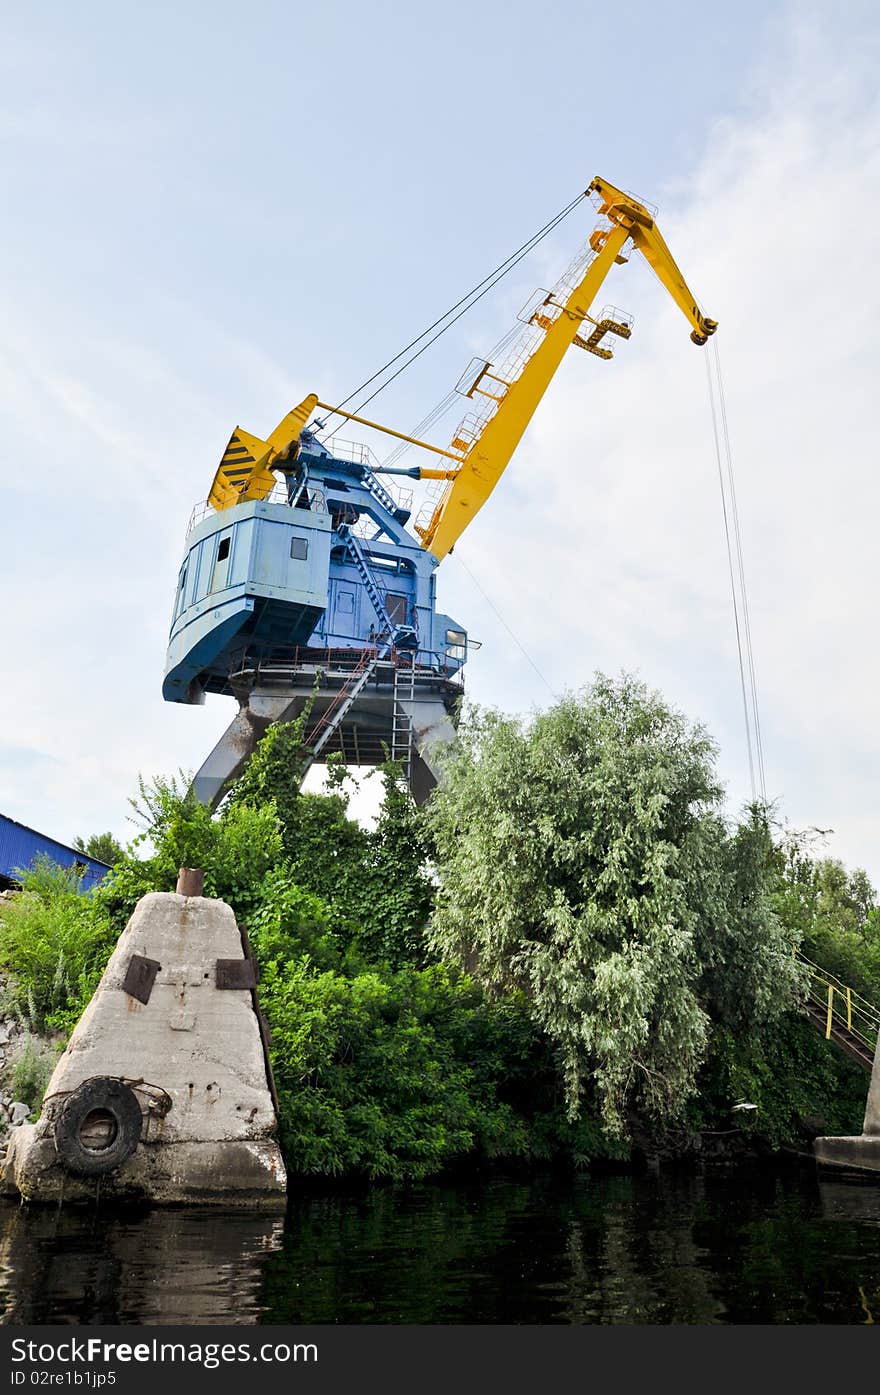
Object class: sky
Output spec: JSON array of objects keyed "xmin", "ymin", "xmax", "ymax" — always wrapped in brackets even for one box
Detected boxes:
[{"xmin": 2, "ymin": 1, "xmax": 880, "ymax": 877}]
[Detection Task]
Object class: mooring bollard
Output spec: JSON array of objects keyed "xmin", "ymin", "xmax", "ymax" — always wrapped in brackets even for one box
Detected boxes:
[{"xmin": 176, "ymin": 867, "xmax": 204, "ymax": 897}]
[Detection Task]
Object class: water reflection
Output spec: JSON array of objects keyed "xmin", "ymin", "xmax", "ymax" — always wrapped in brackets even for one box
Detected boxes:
[
  {"xmin": 261, "ymin": 1171, "xmax": 880, "ymax": 1324},
  {"xmin": 2, "ymin": 1170, "xmax": 880, "ymax": 1324},
  {"xmin": 0, "ymin": 1206, "xmax": 284, "ymax": 1325},
  {"xmin": 819, "ymin": 1178, "xmax": 880, "ymax": 1224}
]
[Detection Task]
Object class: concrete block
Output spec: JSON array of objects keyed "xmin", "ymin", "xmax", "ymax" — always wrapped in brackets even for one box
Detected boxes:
[
  {"xmin": 815, "ymin": 1133, "xmax": 880, "ymax": 1175},
  {"xmin": 814, "ymin": 1015, "xmax": 880, "ymax": 1177},
  {"xmin": 1, "ymin": 890, "xmax": 286, "ymax": 1208}
]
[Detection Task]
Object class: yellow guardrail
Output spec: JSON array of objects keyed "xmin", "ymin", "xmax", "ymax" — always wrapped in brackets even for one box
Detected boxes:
[{"xmin": 796, "ymin": 950, "xmax": 880, "ymax": 1057}]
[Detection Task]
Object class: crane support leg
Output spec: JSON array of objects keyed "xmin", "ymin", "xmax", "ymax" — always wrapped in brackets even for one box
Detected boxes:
[
  {"xmin": 189, "ymin": 682, "xmax": 459, "ymax": 809},
  {"xmin": 191, "ymin": 693, "xmax": 300, "ymax": 809},
  {"xmin": 400, "ymin": 699, "xmax": 457, "ymax": 805}
]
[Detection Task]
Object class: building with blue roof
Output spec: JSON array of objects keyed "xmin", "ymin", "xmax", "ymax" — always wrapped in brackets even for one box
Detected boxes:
[{"xmin": 0, "ymin": 814, "xmax": 111, "ymax": 892}]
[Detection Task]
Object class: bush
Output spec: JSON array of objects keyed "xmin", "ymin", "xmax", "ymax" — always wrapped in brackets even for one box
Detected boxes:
[
  {"xmin": 0, "ymin": 858, "xmax": 116, "ymax": 1032},
  {"xmin": 246, "ymin": 866, "xmax": 631, "ymax": 1177},
  {"xmin": 258, "ymin": 957, "xmax": 540, "ymax": 1180},
  {"xmin": 232, "ymin": 731, "xmax": 435, "ymax": 965},
  {"xmin": 1, "ymin": 699, "xmax": 873, "ymax": 1183},
  {"xmin": 10, "ymin": 1035, "xmax": 58, "ymax": 1112},
  {"xmin": 693, "ymin": 1011, "xmax": 867, "ymax": 1147},
  {"xmin": 96, "ymin": 774, "xmax": 284, "ymax": 933}
]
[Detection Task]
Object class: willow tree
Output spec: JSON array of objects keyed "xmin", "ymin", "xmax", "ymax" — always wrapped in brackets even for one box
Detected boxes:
[{"xmin": 424, "ymin": 674, "xmax": 801, "ymax": 1135}]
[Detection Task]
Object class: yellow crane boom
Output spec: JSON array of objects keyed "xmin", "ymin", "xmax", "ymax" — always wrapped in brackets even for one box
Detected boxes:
[
  {"xmin": 417, "ymin": 177, "xmax": 716, "ymax": 560},
  {"xmin": 204, "ymin": 177, "xmax": 716, "ymax": 563}
]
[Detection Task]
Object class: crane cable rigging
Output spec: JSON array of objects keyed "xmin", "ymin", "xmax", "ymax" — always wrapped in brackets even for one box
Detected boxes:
[
  {"xmin": 324, "ymin": 187, "xmax": 763, "ymax": 778},
  {"xmin": 315, "ymin": 190, "xmax": 587, "ymax": 434},
  {"xmin": 314, "ymin": 191, "xmax": 589, "ymax": 698},
  {"xmin": 453, "ymin": 343, "xmax": 770, "ymax": 806},
  {"xmin": 706, "ymin": 340, "xmax": 766, "ymax": 803}
]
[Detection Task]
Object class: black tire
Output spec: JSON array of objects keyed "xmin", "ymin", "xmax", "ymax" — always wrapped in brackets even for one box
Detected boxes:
[{"xmin": 55, "ymin": 1077, "xmax": 143, "ymax": 1177}]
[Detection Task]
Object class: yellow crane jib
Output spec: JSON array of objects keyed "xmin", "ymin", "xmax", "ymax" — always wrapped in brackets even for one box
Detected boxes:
[
  {"xmin": 588, "ymin": 177, "xmax": 718, "ymax": 345},
  {"xmin": 416, "ymin": 176, "xmax": 717, "ymax": 562}
]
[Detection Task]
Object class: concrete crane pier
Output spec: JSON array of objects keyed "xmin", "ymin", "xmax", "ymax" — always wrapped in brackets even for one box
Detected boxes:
[
  {"xmin": 2, "ymin": 872, "xmax": 286, "ymax": 1208},
  {"xmin": 815, "ymin": 1028, "xmax": 880, "ymax": 1175}
]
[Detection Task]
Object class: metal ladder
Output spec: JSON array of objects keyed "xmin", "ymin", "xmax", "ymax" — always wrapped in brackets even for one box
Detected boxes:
[
  {"xmin": 362, "ymin": 466, "xmax": 410, "ymax": 522},
  {"xmin": 390, "ymin": 662, "xmax": 415, "ymax": 781}
]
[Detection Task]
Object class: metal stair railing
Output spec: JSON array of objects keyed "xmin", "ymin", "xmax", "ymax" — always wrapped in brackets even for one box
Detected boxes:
[
  {"xmin": 361, "ymin": 466, "xmax": 409, "ymax": 521},
  {"xmin": 337, "ymin": 523, "xmax": 417, "ymax": 648},
  {"xmin": 336, "ymin": 524, "xmax": 397, "ymax": 640},
  {"xmin": 305, "ymin": 646, "xmax": 386, "ymax": 759},
  {"xmin": 796, "ymin": 950, "xmax": 880, "ymax": 1071}
]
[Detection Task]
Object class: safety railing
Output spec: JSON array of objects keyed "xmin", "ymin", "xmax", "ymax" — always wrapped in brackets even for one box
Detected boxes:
[
  {"xmin": 797, "ymin": 950, "xmax": 880, "ymax": 1059},
  {"xmin": 185, "ymin": 484, "xmax": 328, "ymax": 536},
  {"xmin": 320, "ymin": 436, "xmax": 380, "ymax": 468},
  {"xmin": 227, "ymin": 644, "xmax": 464, "ymax": 691}
]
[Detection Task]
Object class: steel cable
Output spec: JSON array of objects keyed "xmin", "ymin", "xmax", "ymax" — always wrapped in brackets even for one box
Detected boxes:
[
  {"xmin": 316, "ymin": 191, "xmax": 587, "ymax": 435},
  {"xmin": 706, "ymin": 347, "xmax": 765, "ymax": 802}
]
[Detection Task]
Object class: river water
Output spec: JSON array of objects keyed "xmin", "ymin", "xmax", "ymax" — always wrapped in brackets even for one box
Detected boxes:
[{"xmin": 2, "ymin": 1168, "xmax": 880, "ymax": 1325}]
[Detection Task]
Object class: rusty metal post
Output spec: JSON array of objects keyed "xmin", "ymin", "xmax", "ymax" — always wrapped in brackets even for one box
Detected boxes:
[{"xmin": 176, "ymin": 867, "xmax": 204, "ymax": 897}]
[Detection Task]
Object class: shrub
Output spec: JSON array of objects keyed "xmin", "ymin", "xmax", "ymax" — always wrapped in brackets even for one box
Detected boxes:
[
  {"xmin": 257, "ymin": 957, "xmax": 538, "ymax": 1180},
  {"xmin": 10, "ymin": 1035, "xmax": 58, "ymax": 1112},
  {"xmin": 0, "ymin": 858, "xmax": 116, "ymax": 1031},
  {"xmin": 96, "ymin": 773, "xmax": 284, "ymax": 930},
  {"xmin": 693, "ymin": 1011, "xmax": 867, "ymax": 1147},
  {"xmin": 232, "ymin": 731, "xmax": 435, "ymax": 965}
]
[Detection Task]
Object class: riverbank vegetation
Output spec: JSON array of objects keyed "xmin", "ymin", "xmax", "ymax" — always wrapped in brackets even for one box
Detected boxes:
[{"xmin": 0, "ymin": 675, "xmax": 874, "ymax": 1176}]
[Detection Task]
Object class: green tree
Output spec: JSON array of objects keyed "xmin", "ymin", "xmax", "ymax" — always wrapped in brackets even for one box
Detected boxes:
[
  {"xmin": 72, "ymin": 832, "xmax": 124, "ymax": 866},
  {"xmin": 232, "ymin": 727, "xmax": 372, "ymax": 902},
  {"xmin": 96, "ymin": 772, "xmax": 284, "ymax": 931},
  {"xmin": 345, "ymin": 769, "xmax": 435, "ymax": 965},
  {"xmin": 772, "ymin": 832, "xmax": 880, "ymax": 1003},
  {"xmin": 232, "ymin": 724, "xmax": 434, "ymax": 965},
  {"xmin": 424, "ymin": 675, "xmax": 800, "ymax": 1135}
]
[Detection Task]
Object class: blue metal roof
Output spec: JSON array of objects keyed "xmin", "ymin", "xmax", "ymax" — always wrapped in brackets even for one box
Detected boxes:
[{"xmin": 0, "ymin": 814, "xmax": 111, "ymax": 890}]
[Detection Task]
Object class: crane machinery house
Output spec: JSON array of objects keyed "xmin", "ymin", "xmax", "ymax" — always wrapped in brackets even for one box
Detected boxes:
[{"xmin": 163, "ymin": 178, "xmax": 716, "ymax": 806}]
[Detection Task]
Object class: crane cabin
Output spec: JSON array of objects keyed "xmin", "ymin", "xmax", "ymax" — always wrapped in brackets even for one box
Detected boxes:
[{"xmin": 163, "ymin": 431, "xmax": 468, "ymax": 707}]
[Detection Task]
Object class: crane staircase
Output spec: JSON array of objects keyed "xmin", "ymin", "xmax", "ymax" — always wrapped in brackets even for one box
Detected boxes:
[
  {"xmin": 336, "ymin": 524, "xmax": 416, "ymax": 647},
  {"xmin": 300, "ymin": 650, "xmax": 418, "ymax": 783},
  {"xmin": 798, "ymin": 952, "xmax": 880, "ymax": 1072},
  {"xmin": 304, "ymin": 646, "xmax": 386, "ymax": 764},
  {"xmin": 301, "ymin": 520, "xmax": 420, "ymax": 774},
  {"xmin": 360, "ymin": 468, "xmax": 412, "ymax": 524}
]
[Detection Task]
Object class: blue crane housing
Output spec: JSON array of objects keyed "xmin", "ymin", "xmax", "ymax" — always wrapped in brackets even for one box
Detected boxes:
[{"xmin": 163, "ymin": 430, "xmax": 467, "ymax": 805}]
